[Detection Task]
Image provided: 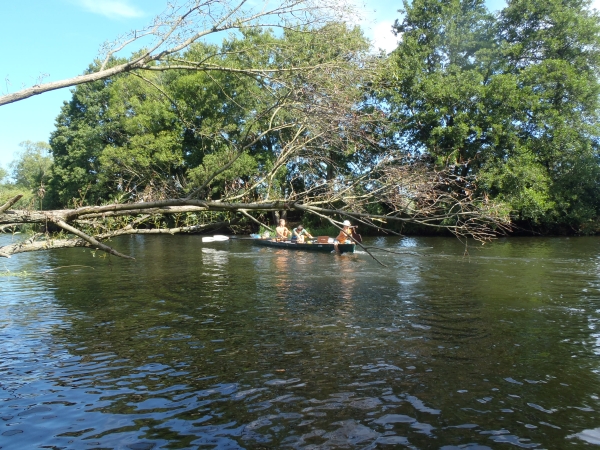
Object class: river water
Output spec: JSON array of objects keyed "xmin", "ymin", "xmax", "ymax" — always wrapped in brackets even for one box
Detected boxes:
[{"xmin": 1, "ymin": 234, "xmax": 600, "ymax": 449}]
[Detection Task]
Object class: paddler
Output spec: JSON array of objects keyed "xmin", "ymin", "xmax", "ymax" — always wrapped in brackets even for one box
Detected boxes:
[
  {"xmin": 334, "ymin": 220, "xmax": 354, "ymax": 251},
  {"xmin": 291, "ymin": 224, "xmax": 313, "ymax": 243},
  {"xmin": 275, "ymin": 219, "xmax": 291, "ymax": 240}
]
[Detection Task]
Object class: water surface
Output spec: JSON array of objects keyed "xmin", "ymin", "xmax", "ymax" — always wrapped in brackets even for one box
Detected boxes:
[{"xmin": 1, "ymin": 235, "xmax": 600, "ymax": 448}]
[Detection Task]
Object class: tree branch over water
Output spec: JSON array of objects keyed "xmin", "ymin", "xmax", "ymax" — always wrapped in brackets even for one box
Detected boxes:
[
  {"xmin": 0, "ymin": 195, "xmax": 23, "ymax": 214},
  {"xmin": 0, "ymin": 0, "xmax": 354, "ymax": 106},
  {"xmin": 0, "ymin": 160, "xmax": 511, "ymax": 259}
]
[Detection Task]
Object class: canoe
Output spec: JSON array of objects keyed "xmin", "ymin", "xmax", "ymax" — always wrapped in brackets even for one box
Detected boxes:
[{"xmin": 253, "ymin": 238, "xmax": 355, "ymax": 253}]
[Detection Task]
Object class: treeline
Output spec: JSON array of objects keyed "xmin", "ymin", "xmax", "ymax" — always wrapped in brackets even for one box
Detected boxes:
[{"xmin": 3, "ymin": 0, "xmax": 600, "ymax": 235}]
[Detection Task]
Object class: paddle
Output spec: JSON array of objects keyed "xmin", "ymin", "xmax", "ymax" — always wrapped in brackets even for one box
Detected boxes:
[
  {"xmin": 201, "ymin": 235, "xmax": 230, "ymax": 243},
  {"xmin": 351, "ymin": 229, "xmax": 362, "ymax": 243}
]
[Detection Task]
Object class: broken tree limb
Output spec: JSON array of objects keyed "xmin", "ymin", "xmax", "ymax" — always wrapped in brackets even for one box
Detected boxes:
[
  {"xmin": 52, "ymin": 219, "xmax": 135, "ymax": 260},
  {"xmin": 0, "ymin": 224, "xmax": 20, "ymax": 233},
  {"xmin": 0, "ymin": 238, "xmax": 92, "ymax": 258},
  {"xmin": 0, "ymin": 220, "xmax": 238, "ymax": 258},
  {"xmin": 95, "ymin": 219, "xmax": 237, "ymax": 238},
  {"xmin": 0, "ymin": 195, "xmax": 23, "ymax": 214},
  {"xmin": 77, "ymin": 206, "xmax": 209, "ymax": 219},
  {"xmin": 0, "ymin": 200, "xmax": 294, "ymax": 225},
  {"xmin": 238, "ymin": 209, "xmax": 274, "ymax": 232}
]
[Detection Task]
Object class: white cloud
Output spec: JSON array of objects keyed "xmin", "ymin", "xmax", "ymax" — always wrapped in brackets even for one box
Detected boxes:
[
  {"xmin": 371, "ymin": 20, "xmax": 399, "ymax": 54},
  {"xmin": 345, "ymin": 0, "xmax": 401, "ymax": 53},
  {"xmin": 75, "ymin": 0, "xmax": 144, "ymax": 18}
]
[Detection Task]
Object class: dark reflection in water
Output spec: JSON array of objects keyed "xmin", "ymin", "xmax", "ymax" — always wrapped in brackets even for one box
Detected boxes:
[{"xmin": 1, "ymin": 235, "xmax": 600, "ymax": 448}]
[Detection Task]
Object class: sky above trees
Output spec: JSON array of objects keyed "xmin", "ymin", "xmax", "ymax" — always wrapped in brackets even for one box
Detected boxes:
[{"xmin": 0, "ymin": 0, "xmax": 597, "ymax": 170}]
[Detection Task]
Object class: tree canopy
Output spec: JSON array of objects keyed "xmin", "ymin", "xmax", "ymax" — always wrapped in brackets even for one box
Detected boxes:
[
  {"xmin": 377, "ymin": 0, "xmax": 600, "ymax": 232},
  {"xmin": 10, "ymin": 141, "xmax": 53, "ymax": 192},
  {"xmin": 47, "ymin": 24, "xmax": 374, "ymax": 206}
]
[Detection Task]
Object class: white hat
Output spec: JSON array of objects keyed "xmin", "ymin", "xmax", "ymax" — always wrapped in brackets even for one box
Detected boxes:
[{"xmin": 342, "ymin": 220, "xmax": 351, "ymax": 226}]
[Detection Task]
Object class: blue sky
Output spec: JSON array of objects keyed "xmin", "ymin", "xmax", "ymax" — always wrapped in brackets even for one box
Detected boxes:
[
  {"xmin": 0, "ymin": 0, "xmax": 168, "ymax": 169},
  {"xmin": 0, "ymin": 0, "xmax": 596, "ymax": 170}
]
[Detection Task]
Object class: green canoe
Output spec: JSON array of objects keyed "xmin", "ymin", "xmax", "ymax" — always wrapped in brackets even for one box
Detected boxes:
[{"xmin": 253, "ymin": 239, "xmax": 355, "ymax": 253}]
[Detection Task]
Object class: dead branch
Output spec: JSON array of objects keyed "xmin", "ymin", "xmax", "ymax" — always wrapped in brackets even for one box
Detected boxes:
[
  {"xmin": 52, "ymin": 219, "xmax": 135, "ymax": 260},
  {"xmin": 0, "ymin": 0, "xmax": 355, "ymax": 106},
  {"xmin": 95, "ymin": 219, "xmax": 237, "ymax": 239},
  {"xmin": 0, "ymin": 214, "xmax": 240, "ymax": 258},
  {"xmin": 0, "ymin": 238, "xmax": 92, "ymax": 258},
  {"xmin": 238, "ymin": 210, "xmax": 274, "ymax": 232},
  {"xmin": 0, "ymin": 166, "xmax": 510, "ymax": 261},
  {"xmin": 0, "ymin": 195, "xmax": 23, "ymax": 214},
  {"xmin": 0, "ymin": 224, "xmax": 20, "ymax": 233}
]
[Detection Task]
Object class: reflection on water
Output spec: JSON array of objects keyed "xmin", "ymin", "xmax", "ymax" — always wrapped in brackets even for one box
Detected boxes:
[{"xmin": 1, "ymin": 235, "xmax": 600, "ymax": 448}]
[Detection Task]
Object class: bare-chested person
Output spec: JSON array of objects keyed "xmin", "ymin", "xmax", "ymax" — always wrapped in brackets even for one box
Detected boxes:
[{"xmin": 275, "ymin": 219, "xmax": 290, "ymax": 240}]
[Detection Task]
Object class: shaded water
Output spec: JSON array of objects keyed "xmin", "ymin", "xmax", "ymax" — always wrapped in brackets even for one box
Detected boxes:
[{"xmin": 1, "ymin": 234, "xmax": 600, "ymax": 449}]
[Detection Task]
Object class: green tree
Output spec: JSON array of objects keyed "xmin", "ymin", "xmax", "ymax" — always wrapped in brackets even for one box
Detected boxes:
[
  {"xmin": 48, "ymin": 71, "xmax": 125, "ymax": 207},
  {"xmin": 491, "ymin": 0, "xmax": 600, "ymax": 230},
  {"xmin": 48, "ymin": 24, "xmax": 372, "ymax": 207},
  {"xmin": 0, "ymin": 141, "xmax": 53, "ymax": 210},
  {"xmin": 382, "ymin": 0, "xmax": 497, "ymax": 168},
  {"xmin": 10, "ymin": 141, "xmax": 53, "ymax": 191},
  {"xmin": 379, "ymin": 0, "xmax": 600, "ymax": 231}
]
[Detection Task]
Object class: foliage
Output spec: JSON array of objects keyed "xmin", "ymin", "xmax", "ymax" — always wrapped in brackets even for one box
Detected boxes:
[
  {"xmin": 0, "ymin": 185, "xmax": 35, "ymax": 210},
  {"xmin": 10, "ymin": 141, "xmax": 53, "ymax": 191},
  {"xmin": 377, "ymin": 0, "xmax": 600, "ymax": 232},
  {"xmin": 0, "ymin": 141, "xmax": 52, "ymax": 211},
  {"xmin": 48, "ymin": 24, "xmax": 372, "ymax": 207},
  {"xmin": 48, "ymin": 68, "xmax": 125, "ymax": 207},
  {"xmin": 497, "ymin": 0, "xmax": 600, "ymax": 230}
]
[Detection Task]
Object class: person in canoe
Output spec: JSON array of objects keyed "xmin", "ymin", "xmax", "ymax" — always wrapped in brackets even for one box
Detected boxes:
[
  {"xmin": 275, "ymin": 219, "xmax": 291, "ymax": 240},
  {"xmin": 291, "ymin": 224, "xmax": 313, "ymax": 243},
  {"xmin": 334, "ymin": 220, "xmax": 356, "ymax": 251}
]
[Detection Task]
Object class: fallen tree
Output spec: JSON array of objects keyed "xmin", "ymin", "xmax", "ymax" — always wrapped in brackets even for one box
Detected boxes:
[{"xmin": 0, "ymin": 160, "xmax": 512, "ymax": 261}]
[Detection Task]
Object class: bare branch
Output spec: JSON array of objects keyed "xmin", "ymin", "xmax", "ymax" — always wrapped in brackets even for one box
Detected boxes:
[
  {"xmin": 0, "ymin": 0, "xmax": 354, "ymax": 106},
  {"xmin": 52, "ymin": 218, "xmax": 135, "ymax": 260},
  {"xmin": 238, "ymin": 209, "xmax": 274, "ymax": 231},
  {"xmin": 0, "ymin": 224, "xmax": 20, "ymax": 233},
  {"xmin": 96, "ymin": 219, "xmax": 235, "ymax": 238},
  {"xmin": 0, "ymin": 195, "xmax": 23, "ymax": 213},
  {"xmin": 0, "ymin": 238, "xmax": 92, "ymax": 258}
]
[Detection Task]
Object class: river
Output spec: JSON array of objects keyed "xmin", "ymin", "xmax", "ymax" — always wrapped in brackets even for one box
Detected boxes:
[{"xmin": 1, "ymin": 234, "xmax": 599, "ymax": 449}]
